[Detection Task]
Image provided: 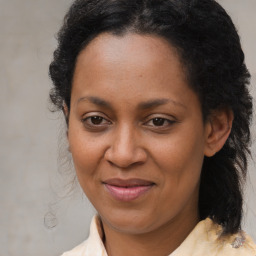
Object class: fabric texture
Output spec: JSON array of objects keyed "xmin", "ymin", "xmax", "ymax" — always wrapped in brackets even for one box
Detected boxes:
[{"xmin": 61, "ymin": 216, "xmax": 256, "ymax": 256}]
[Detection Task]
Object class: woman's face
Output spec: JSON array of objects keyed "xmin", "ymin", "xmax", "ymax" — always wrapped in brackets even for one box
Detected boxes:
[{"xmin": 68, "ymin": 33, "xmax": 210, "ymax": 235}]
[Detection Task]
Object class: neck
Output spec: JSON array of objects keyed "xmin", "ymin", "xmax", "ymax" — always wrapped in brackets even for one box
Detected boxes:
[{"xmin": 102, "ymin": 213, "xmax": 199, "ymax": 256}]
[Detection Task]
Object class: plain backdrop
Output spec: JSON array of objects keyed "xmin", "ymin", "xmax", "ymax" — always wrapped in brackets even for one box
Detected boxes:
[{"xmin": 0, "ymin": 0, "xmax": 255, "ymax": 256}]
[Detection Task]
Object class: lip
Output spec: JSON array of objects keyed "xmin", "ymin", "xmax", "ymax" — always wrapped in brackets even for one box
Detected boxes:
[{"xmin": 103, "ymin": 178, "xmax": 155, "ymax": 202}]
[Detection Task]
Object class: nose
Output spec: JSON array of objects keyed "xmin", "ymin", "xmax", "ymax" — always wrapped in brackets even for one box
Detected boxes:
[{"xmin": 104, "ymin": 124, "xmax": 147, "ymax": 168}]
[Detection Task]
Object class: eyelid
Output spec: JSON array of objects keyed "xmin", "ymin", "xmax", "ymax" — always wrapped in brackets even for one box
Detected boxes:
[
  {"xmin": 143, "ymin": 113, "xmax": 176, "ymax": 122},
  {"xmin": 81, "ymin": 112, "xmax": 112, "ymax": 127},
  {"xmin": 143, "ymin": 114, "xmax": 177, "ymax": 127},
  {"xmin": 82, "ymin": 116, "xmax": 111, "ymax": 123},
  {"xmin": 81, "ymin": 111, "xmax": 110, "ymax": 120}
]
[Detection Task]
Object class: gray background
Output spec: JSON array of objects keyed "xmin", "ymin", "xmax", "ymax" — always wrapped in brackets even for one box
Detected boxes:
[{"xmin": 0, "ymin": 0, "xmax": 255, "ymax": 256}]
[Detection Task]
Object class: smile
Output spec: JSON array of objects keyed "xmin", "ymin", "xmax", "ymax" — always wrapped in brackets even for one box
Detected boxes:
[{"xmin": 103, "ymin": 178, "xmax": 155, "ymax": 202}]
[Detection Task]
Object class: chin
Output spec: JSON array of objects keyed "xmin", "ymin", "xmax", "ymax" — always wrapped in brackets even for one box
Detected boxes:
[{"xmin": 99, "ymin": 209, "xmax": 163, "ymax": 235}]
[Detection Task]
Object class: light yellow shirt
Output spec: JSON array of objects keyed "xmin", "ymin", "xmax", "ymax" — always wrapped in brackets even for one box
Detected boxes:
[{"xmin": 61, "ymin": 216, "xmax": 256, "ymax": 256}]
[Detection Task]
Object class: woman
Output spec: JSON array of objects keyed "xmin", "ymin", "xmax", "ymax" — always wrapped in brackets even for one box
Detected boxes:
[{"xmin": 49, "ymin": 0, "xmax": 256, "ymax": 255}]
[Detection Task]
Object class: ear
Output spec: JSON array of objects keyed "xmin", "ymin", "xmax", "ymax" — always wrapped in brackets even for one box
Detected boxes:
[{"xmin": 204, "ymin": 107, "xmax": 234, "ymax": 157}]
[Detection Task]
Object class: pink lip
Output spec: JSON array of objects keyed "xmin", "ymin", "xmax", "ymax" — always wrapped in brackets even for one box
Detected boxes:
[{"xmin": 103, "ymin": 178, "xmax": 154, "ymax": 202}]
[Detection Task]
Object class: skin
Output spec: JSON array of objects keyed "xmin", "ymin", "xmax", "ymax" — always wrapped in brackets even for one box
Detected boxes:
[{"xmin": 67, "ymin": 33, "xmax": 232, "ymax": 256}]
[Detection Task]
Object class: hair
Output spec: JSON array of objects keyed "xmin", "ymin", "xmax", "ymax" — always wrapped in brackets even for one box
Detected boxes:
[{"xmin": 49, "ymin": 0, "xmax": 252, "ymax": 235}]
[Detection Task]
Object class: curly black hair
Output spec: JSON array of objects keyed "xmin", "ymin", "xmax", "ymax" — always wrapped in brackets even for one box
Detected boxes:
[{"xmin": 49, "ymin": 0, "xmax": 253, "ymax": 235}]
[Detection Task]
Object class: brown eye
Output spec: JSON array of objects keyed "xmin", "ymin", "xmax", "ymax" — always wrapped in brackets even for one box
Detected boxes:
[
  {"xmin": 152, "ymin": 118, "xmax": 166, "ymax": 126},
  {"xmin": 90, "ymin": 116, "xmax": 104, "ymax": 125},
  {"xmin": 144, "ymin": 116, "xmax": 176, "ymax": 130},
  {"xmin": 81, "ymin": 115, "xmax": 111, "ymax": 130}
]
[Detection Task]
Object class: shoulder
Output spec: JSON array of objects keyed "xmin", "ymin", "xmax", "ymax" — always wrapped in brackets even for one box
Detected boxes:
[
  {"xmin": 60, "ymin": 216, "xmax": 107, "ymax": 256},
  {"xmin": 216, "ymin": 230, "xmax": 256, "ymax": 256},
  {"xmin": 61, "ymin": 240, "xmax": 89, "ymax": 256},
  {"xmin": 172, "ymin": 218, "xmax": 256, "ymax": 256}
]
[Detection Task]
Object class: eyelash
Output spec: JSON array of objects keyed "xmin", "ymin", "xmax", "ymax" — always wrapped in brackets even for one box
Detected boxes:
[
  {"xmin": 81, "ymin": 115, "xmax": 112, "ymax": 128},
  {"xmin": 144, "ymin": 117, "xmax": 176, "ymax": 128},
  {"xmin": 81, "ymin": 115, "xmax": 176, "ymax": 131}
]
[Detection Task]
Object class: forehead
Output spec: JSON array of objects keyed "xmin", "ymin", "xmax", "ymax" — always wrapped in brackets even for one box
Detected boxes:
[
  {"xmin": 78, "ymin": 32, "xmax": 180, "ymax": 64},
  {"xmin": 71, "ymin": 32, "xmax": 198, "ymax": 111}
]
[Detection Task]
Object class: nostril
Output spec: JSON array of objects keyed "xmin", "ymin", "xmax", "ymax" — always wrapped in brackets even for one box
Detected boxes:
[
  {"xmin": 105, "ymin": 151, "xmax": 147, "ymax": 169},
  {"xmin": 104, "ymin": 146, "xmax": 146, "ymax": 168},
  {"xmin": 104, "ymin": 130, "xmax": 147, "ymax": 168}
]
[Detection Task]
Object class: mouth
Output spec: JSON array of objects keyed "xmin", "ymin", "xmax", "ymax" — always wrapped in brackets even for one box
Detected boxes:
[{"xmin": 103, "ymin": 178, "xmax": 155, "ymax": 202}]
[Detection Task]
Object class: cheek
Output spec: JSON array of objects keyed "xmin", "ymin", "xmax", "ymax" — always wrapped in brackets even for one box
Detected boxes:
[
  {"xmin": 149, "ymin": 127, "xmax": 205, "ymax": 187},
  {"xmin": 153, "ymin": 135, "xmax": 204, "ymax": 170},
  {"xmin": 68, "ymin": 124, "xmax": 103, "ymax": 178},
  {"xmin": 68, "ymin": 132, "xmax": 105, "ymax": 202},
  {"xmin": 150, "ymin": 134, "xmax": 204, "ymax": 215}
]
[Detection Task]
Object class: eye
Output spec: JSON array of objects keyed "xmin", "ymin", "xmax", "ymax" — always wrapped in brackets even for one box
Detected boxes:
[
  {"xmin": 81, "ymin": 115, "xmax": 111, "ymax": 129},
  {"xmin": 151, "ymin": 118, "xmax": 168, "ymax": 126},
  {"xmin": 88, "ymin": 116, "xmax": 105, "ymax": 125},
  {"xmin": 144, "ymin": 117, "xmax": 176, "ymax": 128}
]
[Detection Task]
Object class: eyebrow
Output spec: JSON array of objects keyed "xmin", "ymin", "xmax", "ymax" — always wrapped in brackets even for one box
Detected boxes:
[
  {"xmin": 77, "ymin": 96, "xmax": 112, "ymax": 108},
  {"xmin": 138, "ymin": 98, "xmax": 186, "ymax": 110},
  {"xmin": 77, "ymin": 96, "xmax": 186, "ymax": 109}
]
